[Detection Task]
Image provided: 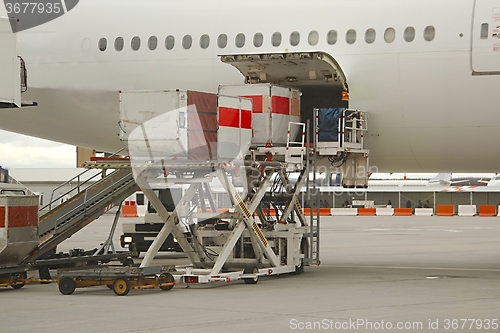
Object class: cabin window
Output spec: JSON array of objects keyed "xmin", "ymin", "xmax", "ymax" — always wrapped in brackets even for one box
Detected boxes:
[
  {"xmin": 384, "ymin": 28, "xmax": 396, "ymax": 43},
  {"xmin": 182, "ymin": 35, "xmax": 192, "ymax": 49},
  {"xmin": 114, "ymin": 37, "xmax": 124, "ymax": 51},
  {"xmin": 308, "ymin": 30, "xmax": 319, "ymax": 46},
  {"xmin": 424, "ymin": 26, "xmax": 435, "ymax": 41},
  {"xmin": 148, "ymin": 36, "xmax": 158, "ymax": 50},
  {"xmin": 136, "ymin": 193, "xmax": 144, "ymax": 206},
  {"xmin": 218, "ymin": 34, "xmax": 228, "ymax": 48},
  {"xmin": 272, "ymin": 32, "xmax": 282, "ymax": 47},
  {"xmin": 98, "ymin": 38, "xmax": 107, "ymax": 51},
  {"xmin": 200, "ymin": 34, "xmax": 210, "ymax": 49},
  {"xmin": 481, "ymin": 23, "xmax": 489, "ymax": 39},
  {"xmin": 235, "ymin": 33, "xmax": 246, "ymax": 48},
  {"xmin": 165, "ymin": 35, "xmax": 175, "ymax": 50},
  {"xmin": 290, "ymin": 31, "xmax": 300, "ymax": 46},
  {"xmin": 327, "ymin": 30, "xmax": 337, "ymax": 45},
  {"xmin": 254, "ymin": 33, "xmax": 263, "ymax": 47},
  {"xmin": 346, "ymin": 29, "xmax": 356, "ymax": 44},
  {"xmin": 404, "ymin": 26, "xmax": 415, "ymax": 42},
  {"xmin": 131, "ymin": 36, "xmax": 141, "ymax": 51},
  {"xmin": 365, "ymin": 28, "xmax": 376, "ymax": 44}
]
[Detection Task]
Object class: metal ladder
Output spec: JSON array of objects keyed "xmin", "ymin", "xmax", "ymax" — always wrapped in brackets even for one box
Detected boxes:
[
  {"xmin": 304, "ymin": 119, "xmax": 320, "ymax": 266},
  {"xmin": 285, "ymin": 122, "xmax": 306, "ymax": 169}
]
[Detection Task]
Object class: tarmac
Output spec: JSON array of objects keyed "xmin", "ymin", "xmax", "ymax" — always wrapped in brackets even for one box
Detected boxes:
[{"xmin": 1, "ymin": 215, "xmax": 499, "ymax": 333}]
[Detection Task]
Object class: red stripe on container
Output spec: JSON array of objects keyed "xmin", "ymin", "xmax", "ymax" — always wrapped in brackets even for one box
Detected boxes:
[
  {"xmin": 219, "ymin": 107, "xmax": 240, "ymax": 128},
  {"xmin": 0, "ymin": 207, "xmax": 5, "ymax": 228},
  {"xmin": 241, "ymin": 110, "xmax": 252, "ymax": 129},
  {"xmin": 2, "ymin": 206, "xmax": 38, "ymax": 228},
  {"xmin": 242, "ymin": 95, "xmax": 263, "ymax": 113},
  {"xmin": 272, "ymin": 96, "xmax": 290, "ymax": 115}
]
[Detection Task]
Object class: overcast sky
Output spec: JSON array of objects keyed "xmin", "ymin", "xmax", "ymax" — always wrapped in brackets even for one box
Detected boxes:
[{"xmin": 0, "ymin": 129, "xmax": 75, "ymax": 169}]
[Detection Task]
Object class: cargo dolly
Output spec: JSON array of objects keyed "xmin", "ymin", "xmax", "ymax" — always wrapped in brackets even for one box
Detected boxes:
[{"xmin": 57, "ymin": 265, "xmax": 176, "ymax": 296}]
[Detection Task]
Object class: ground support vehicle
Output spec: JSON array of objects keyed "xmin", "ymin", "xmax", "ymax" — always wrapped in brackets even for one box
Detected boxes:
[{"xmin": 56, "ymin": 265, "xmax": 175, "ymax": 296}]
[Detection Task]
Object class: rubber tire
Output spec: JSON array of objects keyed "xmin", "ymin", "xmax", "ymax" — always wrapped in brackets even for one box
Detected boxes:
[
  {"xmin": 113, "ymin": 278, "xmax": 130, "ymax": 296},
  {"xmin": 123, "ymin": 257, "xmax": 134, "ymax": 267},
  {"xmin": 58, "ymin": 277, "xmax": 76, "ymax": 295},
  {"xmin": 10, "ymin": 271, "xmax": 27, "ymax": 289},
  {"xmin": 243, "ymin": 266, "xmax": 259, "ymax": 285},
  {"xmin": 291, "ymin": 238, "xmax": 308, "ymax": 275},
  {"xmin": 158, "ymin": 273, "xmax": 175, "ymax": 291}
]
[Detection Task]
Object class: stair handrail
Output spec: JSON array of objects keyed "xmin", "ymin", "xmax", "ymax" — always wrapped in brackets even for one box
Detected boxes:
[
  {"xmin": 41, "ymin": 168, "xmax": 103, "ymax": 212},
  {"xmin": 41, "ymin": 148, "xmax": 126, "ymax": 212},
  {"xmin": 50, "ymin": 169, "xmax": 134, "ymax": 237}
]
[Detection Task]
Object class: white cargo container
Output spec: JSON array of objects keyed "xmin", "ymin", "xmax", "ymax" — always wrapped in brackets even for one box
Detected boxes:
[
  {"xmin": 218, "ymin": 84, "xmax": 301, "ymax": 146},
  {"xmin": 0, "ymin": 193, "xmax": 39, "ymax": 268},
  {"xmin": 119, "ymin": 90, "xmax": 252, "ymax": 163}
]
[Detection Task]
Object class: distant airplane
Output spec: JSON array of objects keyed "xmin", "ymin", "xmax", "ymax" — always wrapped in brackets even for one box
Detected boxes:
[{"xmin": 368, "ymin": 173, "xmax": 450, "ymax": 187}]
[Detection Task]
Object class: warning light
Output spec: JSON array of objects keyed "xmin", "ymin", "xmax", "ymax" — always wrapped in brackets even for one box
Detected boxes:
[{"xmin": 342, "ymin": 91, "xmax": 349, "ymax": 101}]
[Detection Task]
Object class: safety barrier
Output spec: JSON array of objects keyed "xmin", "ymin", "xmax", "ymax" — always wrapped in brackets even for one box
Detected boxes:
[
  {"xmin": 435, "ymin": 204, "xmax": 455, "ymax": 216},
  {"xmin": 375, "ymin": 208, "xmax": 394, "ymax": 216},
  {"xmin": 303, "ymin": 208, "xmax": 331, "ymax": 216},
  {"xmin": 331, "ymin": 208, "xmax": 358, "ymax": 216},
  {"xmin": 357, "ymin": 208, "xmax": 377, "ymax": 216},
  {"xmin": 122, "ymin": 201, "xmax": 138, "ymax": 217},
  {"xmin": 394, "ymin": 208, "xmax": 412, "ymax": 216},
  {"xmin": 415, "ymin": 208, "xmax": 433, "ymax": 216},
  {"xmin": 458, "ymin": 205, "xmax": 476, "ymax": 217},
  {"xmin": 479, "ymin": 205, "xmax": 497, "ymax": 217}
]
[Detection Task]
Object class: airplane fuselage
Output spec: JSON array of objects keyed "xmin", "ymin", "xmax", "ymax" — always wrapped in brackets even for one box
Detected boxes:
[{"xmin": 1, "ymin": 0, "xmax": 500, "ymax": 172}]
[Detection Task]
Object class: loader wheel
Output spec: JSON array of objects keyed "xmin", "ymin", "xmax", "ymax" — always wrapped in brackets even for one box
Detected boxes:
[
  {"xmin": 58, "ymin": 277, "xmax": 76, "ymax": 295},
  {"xmin": 158, "ymin": 273, "xmax": 175, "ymax": 291},
  {"xmin": 123, "ymin": 257, "xmax": 135, "ymax": 267},
  {"xmin": 292, "ymin": 238, "xmax": 308, "ymax": 275},
  {"xmin": 10, "ymin": 272, "xmax": 27, "ymax": 289},
  {"xmin": 113, "ymin": 278, "xmax": 130, "ymax": 296},
  {"xmin": 243, "ymin": 266, "xmax": 259, "ymax": 285}
]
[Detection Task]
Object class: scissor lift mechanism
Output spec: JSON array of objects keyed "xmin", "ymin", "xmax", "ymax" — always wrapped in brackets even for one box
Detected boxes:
[{"xmin": 131, "ymin": 160, "xmax": 313, "ymax": 286}]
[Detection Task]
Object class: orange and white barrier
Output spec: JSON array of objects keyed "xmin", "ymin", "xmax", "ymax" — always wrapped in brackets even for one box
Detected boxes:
[
  {"xmin": 357, "ymin": 208, "xmax": 376, "ymax": 216},
  {"xmin": 458, "ymin": 205, "xmax": 476, "ymax": 217},
  {"xmin": 394, "ymin": 208, "xmax": 413, "ymax": 216},
  {"xmin": 415, "ymin": 208, "xmax": 434, "ymax": 216},
  {"xmin": 479, "ymin": 205, "xmax": 497, "ymax": 217},
  {"xmin": 331, "ymin": 208, "xmax": 358, "ymax": 216},
  {"xmin": 436, "ymin": 204, "xmax": 455, "ymax": 216},
  {"xmin": 376, "ymin": 208, "xmax": 394, "ymax": 216},
  {"xmin": 303, "ymin": 208, "xmax": 331, "ymax": 216}
]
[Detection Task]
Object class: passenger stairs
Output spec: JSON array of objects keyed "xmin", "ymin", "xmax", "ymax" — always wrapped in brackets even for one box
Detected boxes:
[{"xmin": 23, "ymin": 168, "xmax": 138, "ymax": 263}]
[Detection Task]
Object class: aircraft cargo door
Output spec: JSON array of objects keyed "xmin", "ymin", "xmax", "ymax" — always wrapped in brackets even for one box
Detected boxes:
[
  {"xmin": 472, "ymin": 0, "xmax": 500, "ymax": 74},
  {"xmin": 0, "ymin": 17, "xmax": 21, "ymax": 108}
]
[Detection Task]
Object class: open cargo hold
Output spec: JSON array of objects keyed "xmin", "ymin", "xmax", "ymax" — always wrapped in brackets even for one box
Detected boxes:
[
  {"xmin": 119, "ymin": 90, "xmax": 252, "ymax": 162},
  {"xmin": 218, "ymin": 84, "xmax": 300, "ymax": 147}
]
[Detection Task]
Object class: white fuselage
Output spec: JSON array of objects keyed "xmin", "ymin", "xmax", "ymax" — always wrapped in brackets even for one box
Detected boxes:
[{"xmin": 1, "ymin": 0, "xmax": 500, "ymax": 172}]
